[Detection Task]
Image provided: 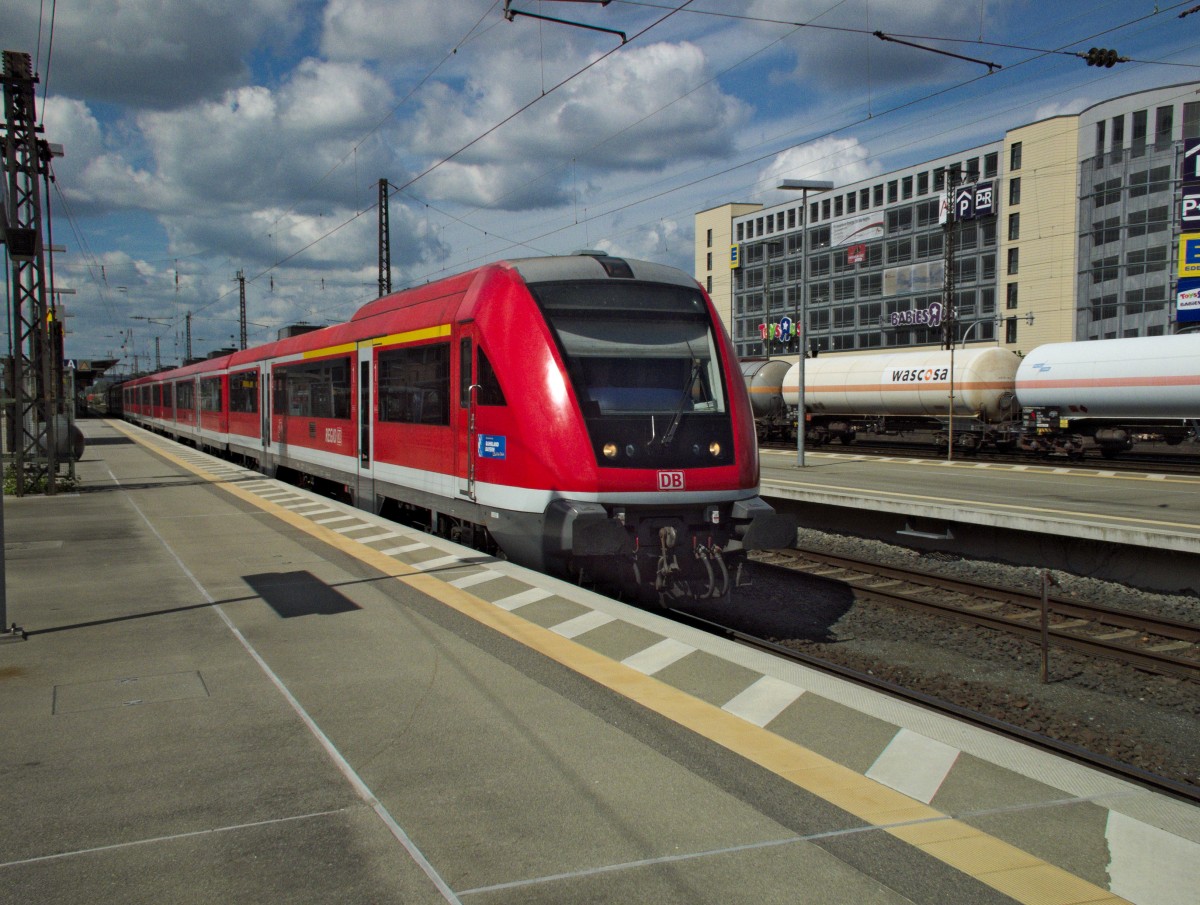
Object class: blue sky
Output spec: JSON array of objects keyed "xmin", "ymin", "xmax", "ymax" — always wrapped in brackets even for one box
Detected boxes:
[{"xmin": 7, "ymin": 0, "xmax": 1200, "ymax": 369}]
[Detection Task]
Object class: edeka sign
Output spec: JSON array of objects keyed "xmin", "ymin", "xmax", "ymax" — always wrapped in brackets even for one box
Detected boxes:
[
  {"xmin": 1177, "ymin": 277, "xmax": 1200, "ymax": 323},
  {"xmin": 1178, "ymin": 233, "xmax": 1200, "ymax": 278}
]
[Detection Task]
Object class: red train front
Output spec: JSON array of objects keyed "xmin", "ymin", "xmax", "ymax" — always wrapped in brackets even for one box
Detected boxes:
[{"xmin": 123, "ymin": 253, "xmax": 792, "ymax": 602}]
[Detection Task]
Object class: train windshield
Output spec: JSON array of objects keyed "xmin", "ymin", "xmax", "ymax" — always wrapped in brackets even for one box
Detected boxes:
[
  {"xmin": 530, "ymin": 281, "xmax": 734, "ymax": 468},
  {"xmin": 531, "ymin": 282, "xmax": 727, "ymax": 417}
]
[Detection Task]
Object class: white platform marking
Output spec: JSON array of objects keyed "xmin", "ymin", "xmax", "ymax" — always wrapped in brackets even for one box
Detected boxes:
[
  {"xmin": 552, "ymin": 611, "xmax": 616, "ymax": 639},
  {"xmin": 722, "ymin": 676, "xmax": 805, "ymax": 727},
  {"xmin": 314, "ymin": 515, "xmax": 357, "ymax": 526},
  {"xmin": 353, "ymin": 531, "xmax": 404, "ymax": 545},
  {"xmin": 621, "ymin": 639, "xmax": 694, "ymax": 676},
  {"xmin": 492, "ymin": 588, "xmax": 553, "ymax": 611},
  {"xmin": 866, "ymin": 728, "xmax": 960, "ymax": 804},
  {"xmin": 450, "ymin": 570, "xmax": 505, "ymax": 589},
  {"xmin": 379, "ymin": 542, "xmax": 428, "ymax": 556},
  {"xmin": 1107, "ymin": 810, "xmax": 1200, "ymax": 905},
  {"xmin": 409, "ymin": 554, "xmax": 465, "ymax": 572}
]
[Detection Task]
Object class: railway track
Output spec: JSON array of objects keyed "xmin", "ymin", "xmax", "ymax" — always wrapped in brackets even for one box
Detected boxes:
[{"xmin": 749, "ymin": 547, "xmax": 1200, "ymax": 681}]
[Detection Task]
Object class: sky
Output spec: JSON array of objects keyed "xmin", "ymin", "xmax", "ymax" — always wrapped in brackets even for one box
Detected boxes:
[{"xmin": 6, "ymin": 0, "xmax": 1200, "ymax": 371}]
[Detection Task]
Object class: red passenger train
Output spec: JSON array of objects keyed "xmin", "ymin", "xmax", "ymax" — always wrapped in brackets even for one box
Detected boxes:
[{"xmin": 123, "ymin": 253, "xmax": 792, "ymax": 601}]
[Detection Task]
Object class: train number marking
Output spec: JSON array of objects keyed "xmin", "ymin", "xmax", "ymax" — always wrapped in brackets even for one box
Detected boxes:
[
  {"xmin": 658, "ymin": 471, "xmax": 685, "ymax": 491},
  {"xmin": 325, "ymin": 427, "xmax": 343, "ymax": 445}
]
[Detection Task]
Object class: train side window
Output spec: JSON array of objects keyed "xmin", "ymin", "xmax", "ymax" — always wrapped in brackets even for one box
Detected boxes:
[
  {"xmin": 459, "ymin": 337, "xmax": 472, "ymax": 409},
  {"xmin": 379, "ymin": 343, "xmax": 450, "ymax": 426},
  {"xmin": 476, "ymin": 347, "xmax": 506, "ymax": 407},
  {"xmin": 229, "ymin": 371, "xmax": 258, "ymax": 413}
]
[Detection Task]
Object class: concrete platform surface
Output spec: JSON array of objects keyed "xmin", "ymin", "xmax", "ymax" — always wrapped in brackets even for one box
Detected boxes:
[{"xmin": 1, "ymin": 419, "xmax": 1196, "ymax": 904}]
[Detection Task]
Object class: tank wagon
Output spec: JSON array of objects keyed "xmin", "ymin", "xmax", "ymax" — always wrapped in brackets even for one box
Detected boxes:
[
  {"xmin": 122, "ymin": 253, "xmax": 793, "ymax": 602},
  {"xmin": 750, "ymin": 334, "xmax": 1200, "ymax": 458},
  {"xmin": 1016, "ymin": 334, "xmax": 1200, "ymax": 457}
]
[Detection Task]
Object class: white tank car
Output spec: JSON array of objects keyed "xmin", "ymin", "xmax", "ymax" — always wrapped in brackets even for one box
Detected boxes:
[
  {"xmin": 740, "ymin": 359, "xmax": 791, "ymax": 418},
  {"xmin": 1015, "ymin": 334, "xmax": 1200, "ymax": 419},
  {"xmin": 782, "ymin": 347, "xmax": 1020, "ymax": 423}
]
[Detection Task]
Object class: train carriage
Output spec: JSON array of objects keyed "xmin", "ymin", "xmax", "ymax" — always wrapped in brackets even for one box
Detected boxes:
[{"xmin": 123, "ymin": 253, "xmax": 791, "ymax": 601}]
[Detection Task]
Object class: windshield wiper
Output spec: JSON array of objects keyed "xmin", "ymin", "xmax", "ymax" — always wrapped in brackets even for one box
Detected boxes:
[{"xmin": 656, "ymin": 358, "xmax": 701, "ymax": 451}]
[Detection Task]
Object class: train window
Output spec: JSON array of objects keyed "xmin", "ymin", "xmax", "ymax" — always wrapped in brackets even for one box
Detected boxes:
[
  {"xmin": 378, "ymin": 343, "xmax": 450, "ymax": 426},
  {"xmin": 477, "ymin": 348, "xmax": 506, "ymax": 407},
  {"xmin": 229, "ymin": 371, "xmax": 258, "ymax": 413},
  {"xmin": 200, "ymin": 377, "xmax": 222, "ymax": 412},
  {"xmin": 459, "ymin": 337, "xmax": 472, "ymax": 409},
  {"xmin": 175, "ymin": 380, "xmax": 194, "ymax": 411},
  {"xmin": 275, "ymin": 358, "xmax": 351, "ymax": 420}
]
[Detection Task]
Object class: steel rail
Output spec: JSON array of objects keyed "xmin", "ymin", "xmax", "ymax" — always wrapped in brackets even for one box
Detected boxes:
[{"xmin": 753, "ymin": 548, "xmax": 1200, "ymax": 680}]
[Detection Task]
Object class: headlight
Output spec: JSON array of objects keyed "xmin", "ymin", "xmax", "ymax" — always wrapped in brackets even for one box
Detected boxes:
[
  {"xmin": 603, "ymin": 443, "xmax": 618, "ymax": 459},
  {"xmin": 709, "ymin": 441, "xmax": 721, "ymax": 457}
]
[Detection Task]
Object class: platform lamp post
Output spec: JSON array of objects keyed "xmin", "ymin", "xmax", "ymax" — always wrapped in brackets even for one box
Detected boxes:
[{"xmin": 778, "ymin": 179, "xmax": 833, "ymax": 467}]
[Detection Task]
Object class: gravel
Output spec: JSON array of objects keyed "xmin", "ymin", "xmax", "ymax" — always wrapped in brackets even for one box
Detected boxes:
[{"xmin": 713, "ymin": 528, "xmax": 1200, "ymax": 790}]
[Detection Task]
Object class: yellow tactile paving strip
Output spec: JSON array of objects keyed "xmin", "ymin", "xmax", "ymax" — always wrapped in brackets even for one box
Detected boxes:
[{"xmin": 114, "ymin": 421, "xmax": 1129, "ymax": 905}]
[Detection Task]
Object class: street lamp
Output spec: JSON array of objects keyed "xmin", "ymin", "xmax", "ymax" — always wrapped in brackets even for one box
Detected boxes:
[{"xmin": 778, "ymin": 179, "xmax": 834, "ymax": 467}]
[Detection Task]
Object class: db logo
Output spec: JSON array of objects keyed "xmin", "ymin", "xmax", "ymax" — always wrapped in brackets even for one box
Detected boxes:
[{"xmin": 657, "ymin": 471, "xmax": 685, "ymax": 491}]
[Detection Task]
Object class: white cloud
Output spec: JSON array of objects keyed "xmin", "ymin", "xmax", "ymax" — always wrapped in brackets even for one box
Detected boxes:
[
  {"xmin": 7, "ymin": 0, "xmax": 301, "ymax": 109},
  {"xmin": 321, "ymin": 0, "xmax": 497, "ymax": 63},
  {"xmin": 759, "ymin": 138, "xmax": 880, "ymax": 195}
]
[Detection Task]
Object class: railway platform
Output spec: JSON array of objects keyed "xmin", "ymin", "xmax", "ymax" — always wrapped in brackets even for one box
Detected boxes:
[
  {"xmin": 2, "ymin": 419, "xmax": 1197, "ymax": 904},
  {"xmin": 759, "ymin": 448, "xmax": 1200, "ymax": 593}
]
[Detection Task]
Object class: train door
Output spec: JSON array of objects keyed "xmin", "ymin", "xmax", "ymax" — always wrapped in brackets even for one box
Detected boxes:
[
  {"xmin": 272, "ymin": 367, "xmax": 288, "ymax": 459},
  {"xmin": 356, "ymin": 343, "xmax": 375, "ymax": 510},
  {"xmin": 259, "ymin": 364, "xmax": 271, "ymax": 468},
  {"xmin": 455, "ymin": 323, "xmax": 478, "ymax": 502}
]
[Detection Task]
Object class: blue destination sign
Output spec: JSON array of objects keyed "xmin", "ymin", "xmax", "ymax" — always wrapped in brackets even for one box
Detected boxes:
[{"xmin": 478, "ymin": 435, "xmax": 507, "ymax": 459}]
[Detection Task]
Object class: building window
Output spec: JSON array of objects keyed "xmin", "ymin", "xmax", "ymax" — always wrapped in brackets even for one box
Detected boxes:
[
  {"xmin": 901, "ymin": 176, "xmax": 913, "ymax": 200},
  {"xmin": 917, "ymin": 171, "xmax": 929, "ymax": 195},
  {"xmin": 873, "ymin": 184, "xmax": 884, "ymax": 207},
  {"xmin": 706, "ymin": 252, "xmax": 712, "ymax": 271},
  {"xmin": 847, "ymin": 192, "xmax": 856, "ymax": 214},
  {"xmin": 736, "ymin": 223, "xmax": 744, "ymax": 241},
  {"xmin": 835, "ymin": 195, "xmax": 844, "ymax": 217},
  {"xmin": 706, "ymin": 276, "xmax": 712, "ymax": 293},
  {"xmin": 1010, "ymin": 142, "xmax": 1022, "ymax": 171},
  {"xmin": 1155, "ymin": 105, "xmax": 1173, "ymax": 147},
  {"xmin": 821, "ymin": 198, "xmax": 831, "ymax": 220},
  {"xmin": 787, "ymin": 208, "xmax": 796, "ymax": 229},
  {"xmin": 1095, "ymin": 120, "xmax": 1106, "ymax": 158},
  {"xmin": 1132, "ymin": 109, "xmax": 1148, "ymax": 156},
  {"xmin": 887, "ymin": 180, "xmax": 898, "ymax": 203},
  {"xmin": 860, "ymin": 188, "xmax": 870, "ymax": 209},
  {"xmin": 706, "ymin": 229, "xmax": 712, "ymax": 248},
  {"xmin": 1185, "ymin": 102, "xmax": 1200, "ymax": 140},
  {"xmin": 1006, "ymin": 317, "xmax": 1018, "ymax": 343},
  {"xmin": 966, "ymin": 157, "xmax": 979, "ymax": 180},
  {"xmin": 1009, "ymin": 177, "xmax": 1021, "ymax": 206},
  {"xmin": 886, "ymin": 206, "xmax": 913, "ymax": 233},
  {"xmin": 1008, "ymin": 213, "xmax": 1020, "ymax": 241},
  {"xmin": 1007, "ymin": 247, "xmax": 1019, "ymax": 275},
  {"xmin": 1006, "ymin": 282, "xmax": 1018, "ymax": 310}
]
